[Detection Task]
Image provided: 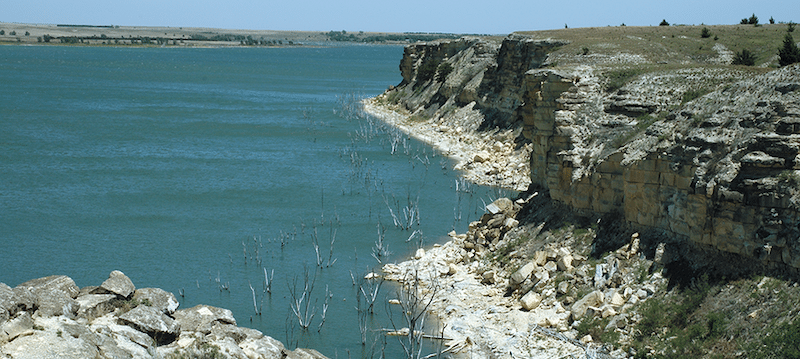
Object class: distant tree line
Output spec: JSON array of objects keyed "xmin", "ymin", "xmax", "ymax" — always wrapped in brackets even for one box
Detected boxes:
[
  {"xmin": 21, "ymin": 32, "xmax": 289, "ymax": 47},
  {"xmin": 325, "ymin": 30, "xmax": 462, "ymax": 43}
]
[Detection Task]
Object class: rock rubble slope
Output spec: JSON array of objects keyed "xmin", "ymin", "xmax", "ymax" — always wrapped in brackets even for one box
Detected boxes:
[
  {"xmin": 384, "ymin": 193, "xmax": 667, "ymax": 359},
  {"xmin": 0, "ymin": 271, "xmax": 326, "ymax": 359}
]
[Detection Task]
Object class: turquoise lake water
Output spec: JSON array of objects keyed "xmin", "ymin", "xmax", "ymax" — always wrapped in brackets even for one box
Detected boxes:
[{"xmin": 0, "ymin": 45, "xmax": 512, "ymax": 357}]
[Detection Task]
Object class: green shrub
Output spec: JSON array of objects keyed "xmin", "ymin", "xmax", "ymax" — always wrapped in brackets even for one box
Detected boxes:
[
  {"xmin": 750, "ymin": 319, "xmax": 800, "ymax": 359},
  {"xmin": 659, "ymin": 19, "xmax": 669, "ymax": 26},
  {"xmin": 605, "ymin": 68, "xmax": 643, "ymax": 93},
  {"xmin": 706, "ymin": 312, "xmax": 727, "ymax": 339},
  {"xmin": 701, "ymin": 27, "xmax": 712, "ymax": 38},
  {"xmin": 732, "ymin": 48, "xmax": 756, "ymax": 66},
  {"xmin": 779, "ymin": 32, "xmax": 800, "ymax": 66},
  {"xmin": 777, "ymin": 170, "xmax": 800, "ymax": 185},
  {"xmin": 417, "ymin": 60, "xmax": 438, "ymax": 82},
  {"xmin": 436, "ymin": 62, "xmax": 453, "ymax": 80},
  {"xmin": 741, "ymin": 14, "xmax": 759, "ymax": 25},
  {"xmin": 682, "ymin": 88, "xmax": 709, "ymax": 104}
]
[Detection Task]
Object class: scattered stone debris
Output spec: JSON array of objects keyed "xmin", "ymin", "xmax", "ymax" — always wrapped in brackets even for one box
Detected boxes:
[{"xmin": 384, "ymin": 193, "xmax": 670, "ymax": 359}]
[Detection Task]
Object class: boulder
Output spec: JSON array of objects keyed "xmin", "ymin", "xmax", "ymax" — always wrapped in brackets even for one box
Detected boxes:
[
  {"xmin": 133, "ymin": 288, "xmax": 180, "ymax": 314},
  {"xmin": 543, "ymin": 261, "xmax": 558, "ymax": 273},
  {"xmin": 3, "ymin": 330, "xmax": 99, "ymax": 359},
  {"xmin": 173, "ymin": 305, "xmax": 236, "ymax": 334},
  {"xmin": 14, "ymin": 275, "xmax": 80, "ymax": 318},
  {"xmin": 510, "ymin": 262, "xmax": 536, "ymax": 286},
  {"xmin": 571, "ymin": 290, "xmax": 605, "ymax": 319},
  {"xmin": 609, "ymin": 292, "xmax": 626, "ymax": 307},
  {"xmin": 533, "ymin": 251, "xmax": 548, "ymax": 266},
  {"xmin": 557, "ymin": 254, "xmax": 574, "ymax": 271},
  {"xmin": 482, "ymin": 271, "xmax": 496, "ymax": 284},
  {"xmin": 503, "ymin": 217, "xmax": 519, "ymax": 229},
  {"xmin": 92, "ymin": 314, "xmax": 154, "ymax": 349},
  {"xmin": 35, "ymin": 289, "xmax": 80, "ymax": 318},
  {"xmin": 240, "ymin": 336, "xmax": 286, "ymax": 359},
  {"xmin": 490, "ymin": 197, "xmax": 514, "ymax": 215},
  {"xmin": 285, "ymin": 348, "xmax": 329, "ymax": 359},
  {"xmin": 0, "ymin": 283, "xmax": 13, "ymax": 323},
  {"xmin": 208, "ymin": 322, "xmax": 264, "ymax": 344},
  {"xmin": 448, "ymin": 263, "xmax": 458, "ymax": 276},
  {"xmin": 601, "ymin": 305, "xmax": 617, "ymax": 318},
  {"xmin": 9, "ymin": 287, "xmax": 35, "ymax": 316},
  {"xmin": 520, "ymin": 291, "xmax": 542, "ymax": 311},
  {"xmin": 75, "ymin": 294, "xmax": 117, "ymax": 319},
  {"xmin": 473, "ymin": 151, "xmax": 491, "ymax": 163},
  {"xmin": 1, "ymin": 311, "xmax": 33, "ymax": 343},
  {"xmin": 15, "ymin": 275, "xmax": 80, "ymax": 299},
  {"xmin": 557, "ymin": 281, "xmax": 570, "ymax": 295},
  {"xmin": 532, "ymin": 270, "xmax": 550, "ymax": 288},
  {"xmin": 118, "ymin": 305, "xmax": 180, "ymax": 345},
  {"xmin": 96, "ymin": 270, "xmax": 136, "ymax": 298}
]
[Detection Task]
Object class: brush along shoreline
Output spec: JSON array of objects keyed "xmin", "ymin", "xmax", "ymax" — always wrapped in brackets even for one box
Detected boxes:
[{"xmin": 366, "ymin": 100, "xmax": 663, "ymax": 359}]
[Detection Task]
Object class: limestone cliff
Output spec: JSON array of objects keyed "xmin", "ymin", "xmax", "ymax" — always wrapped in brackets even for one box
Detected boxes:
[{"xmin": 374, "ymin": 32, "xmax": 800, "ymax": 275}]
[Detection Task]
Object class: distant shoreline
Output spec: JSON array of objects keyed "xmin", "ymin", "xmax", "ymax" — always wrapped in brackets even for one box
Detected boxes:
[{"xmin": 0, "ymin": 22, "xmax": 476, "ymax": 47}]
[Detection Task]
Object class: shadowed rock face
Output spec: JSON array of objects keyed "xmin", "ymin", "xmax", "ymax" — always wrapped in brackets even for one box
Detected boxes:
[
  {"xmin": 382, "ymin": 34, "xmax": 800, "ymax": 273},
  {"xmin": 0, "ymin": 271, "xmax": 328, "ymax": 359}
]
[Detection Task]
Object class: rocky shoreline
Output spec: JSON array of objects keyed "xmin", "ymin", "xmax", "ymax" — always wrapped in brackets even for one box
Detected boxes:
[
  {"xmin": 0, "ymin": 271, "xmax": 326, "ymax": 359},
  {"xmin": 363, "ymin": 100, "xmax": 531, "ymax": 192},
  {"xmin": 366, "ymin": 100, "xmax": 667, "ymax": 359}
]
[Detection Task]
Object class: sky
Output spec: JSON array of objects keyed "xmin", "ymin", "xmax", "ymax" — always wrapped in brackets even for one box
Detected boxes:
[{"xmin": 2, "ymin": 0, "xmax": 799, "ymax": 34}]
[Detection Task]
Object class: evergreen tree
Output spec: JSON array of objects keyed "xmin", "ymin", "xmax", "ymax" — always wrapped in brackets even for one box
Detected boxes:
[
  {"xmin": 778, "ymin": 32, "xmax": 800, "ymax": 66},
  {"xmin": 732, "ymin": 49, "xmax": 756, "ymax": 66}
]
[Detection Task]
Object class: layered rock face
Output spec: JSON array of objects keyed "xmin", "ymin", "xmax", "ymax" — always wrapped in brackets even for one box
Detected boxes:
[
  {"xmin": 0, "ymin": 271, "xmax": 326, "ymax": 359},
  {"xmin": 382, "ymin": 35, "xmax": 800, "ymax": 273}
]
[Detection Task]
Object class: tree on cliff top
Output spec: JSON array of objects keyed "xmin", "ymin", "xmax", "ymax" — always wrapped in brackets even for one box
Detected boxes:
[{"xmin": 778, "ymin": 32, "xmax": 800, "ymax": 66}]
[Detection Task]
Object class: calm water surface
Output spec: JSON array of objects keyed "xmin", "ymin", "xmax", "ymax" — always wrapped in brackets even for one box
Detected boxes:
[{"xmin": 0, "ymin": 45, "xmax": 511, "ymax": 357}]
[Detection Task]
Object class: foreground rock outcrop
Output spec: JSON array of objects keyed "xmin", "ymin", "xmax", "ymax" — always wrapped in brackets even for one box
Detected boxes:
[{"xmin": 0, "ymin": 271, "xmax": 326, "ymax": 359}]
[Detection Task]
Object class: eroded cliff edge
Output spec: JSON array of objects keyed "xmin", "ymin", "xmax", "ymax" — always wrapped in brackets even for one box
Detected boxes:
[{"xmin": 368, "ymin": 33, "xmax": 800, "ymax": 275}]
